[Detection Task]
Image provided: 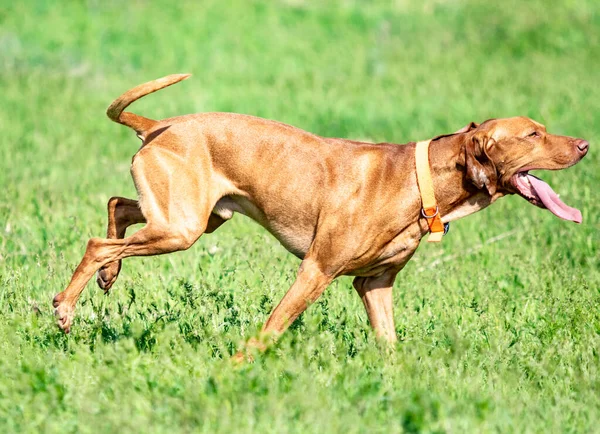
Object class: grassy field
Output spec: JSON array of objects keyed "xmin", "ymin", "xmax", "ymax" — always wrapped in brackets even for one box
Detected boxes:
[{"xmin": 1, "ymin": 0, "xmax": 599, "ymax": 432}]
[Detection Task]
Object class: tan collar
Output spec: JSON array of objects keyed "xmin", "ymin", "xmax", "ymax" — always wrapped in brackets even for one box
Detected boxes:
[{"xmin": 415, "ymin": 140, "xmax": 446, "ymax": 242}]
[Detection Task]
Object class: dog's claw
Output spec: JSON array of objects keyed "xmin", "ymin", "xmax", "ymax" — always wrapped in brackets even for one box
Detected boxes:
[
  {"xmin": 96, "ymin": 263, "xmax": 120, "ymax": 293},
  {"xmin": 53, "ymin": 293, "xmax": 73, "ymax": 334},
  {"xmin": 96, "ymin": 274, "xmax": 113, "ymax": 294},
  {"xmin": 58, "ymin": 315, "xmax": 71, "ymax": 334}
]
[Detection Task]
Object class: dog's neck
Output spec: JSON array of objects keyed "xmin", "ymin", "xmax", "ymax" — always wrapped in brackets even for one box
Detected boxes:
[{"xmin": 426, "ymin": 134, "xmax": 502, "ymax": 223}]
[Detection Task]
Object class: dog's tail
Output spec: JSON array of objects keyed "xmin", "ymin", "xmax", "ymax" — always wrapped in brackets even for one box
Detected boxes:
[{"xmin": 106, "ymin": 73, "xmax": 191, "ymax": 138}]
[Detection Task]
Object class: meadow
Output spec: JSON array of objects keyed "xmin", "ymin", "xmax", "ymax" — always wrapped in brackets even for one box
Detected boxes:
[{"xmin": 0, "ymin": 0, "xmax": 599, "ymax": 432}]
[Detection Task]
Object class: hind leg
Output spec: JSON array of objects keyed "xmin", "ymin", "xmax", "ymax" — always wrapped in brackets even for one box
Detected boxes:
[
  {"xmin": 54, "ymin": 224, "xmax": 207, "ymax": 332},
  {"xmin": 54, "ymin": 146, "xmax": 217, "ymax": 332},
  {"xmin": 97, "ymin": 197, "xmax": 146, "ymax": 293}
]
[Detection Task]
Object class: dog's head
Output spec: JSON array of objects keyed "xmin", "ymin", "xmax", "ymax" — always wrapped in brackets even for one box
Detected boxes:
[{"xmin": 457, "ymin": 117, "xmax": 588, "ymax": 223}]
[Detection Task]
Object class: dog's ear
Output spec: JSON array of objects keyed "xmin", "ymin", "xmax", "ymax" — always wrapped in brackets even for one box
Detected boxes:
[
  {"xmin": 454, "ymin": 122, "xmax": 479, "ymax": 134},
  {"xmin": 464, "ymin": 132, "xmax": 497, "ymax": 196},
  {"xmin": 432, "ymin": 121, "xmax": 481, "ymax": 142}
]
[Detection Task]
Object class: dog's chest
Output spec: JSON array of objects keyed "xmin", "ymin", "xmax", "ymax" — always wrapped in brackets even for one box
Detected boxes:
[{"xmin": 347, "ymin": 228, "xmax": 422, "ymax": 277}]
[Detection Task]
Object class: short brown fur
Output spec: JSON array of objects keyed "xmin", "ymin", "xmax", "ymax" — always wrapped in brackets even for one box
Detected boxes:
[{"xmin": 53, "ymin": 75, "xmax": 589, "ymax": 357}]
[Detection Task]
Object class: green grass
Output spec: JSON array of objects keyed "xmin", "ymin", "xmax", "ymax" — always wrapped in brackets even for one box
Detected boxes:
[{"xmin": 1, "ymin": 0, "xmax": 599, "ymax": 432}]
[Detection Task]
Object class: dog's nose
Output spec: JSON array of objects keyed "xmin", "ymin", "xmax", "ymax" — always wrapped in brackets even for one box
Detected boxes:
[{"xmin": 576, "ymin": 139, "xmax": 589, "ymax": 155}]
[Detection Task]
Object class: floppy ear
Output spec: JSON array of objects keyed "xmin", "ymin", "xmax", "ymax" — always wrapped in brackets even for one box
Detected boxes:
[
  {"xmin": 464, "ymin": 132, "xmax": 498, "ymax": 196},
  {"xmin": 431, "ymin": 121, "xmax": 481, "ymax": 142},
  {"xmin": 454, "ymin": 121, "xmax": 479, "ymax": 134}
]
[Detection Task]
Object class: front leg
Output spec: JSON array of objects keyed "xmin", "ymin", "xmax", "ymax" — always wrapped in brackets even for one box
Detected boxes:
[
  {"xmin": 353, "ymin": 269, "xmax": 399, "ymax": 343},
  {"xmin": 234, "ymin": 258, "xmax": 334, "ymax": 361},
  {"xmin": 262, "ymin": 259, "xmax": 333, "ymax": 335}
]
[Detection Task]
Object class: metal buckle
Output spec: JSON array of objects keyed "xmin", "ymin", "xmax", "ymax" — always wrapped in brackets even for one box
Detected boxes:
[{"xmin": 421, "ymin": 206, "xmax": 438, "ymax": 219}]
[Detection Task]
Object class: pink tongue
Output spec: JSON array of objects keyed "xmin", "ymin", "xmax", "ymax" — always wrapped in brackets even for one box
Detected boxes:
[{"xmin": 528, "ymin": 175, "xmax": 582, "ymax": 223}]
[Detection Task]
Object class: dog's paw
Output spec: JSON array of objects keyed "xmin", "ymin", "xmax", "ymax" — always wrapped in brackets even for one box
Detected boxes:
[
  {"xmin": 96, "ymin": 261, "xmax": 121, "ymax": 293},
  {"xmin": 52, "ymin": 293, "xmax": 73, "ymax": 334}
]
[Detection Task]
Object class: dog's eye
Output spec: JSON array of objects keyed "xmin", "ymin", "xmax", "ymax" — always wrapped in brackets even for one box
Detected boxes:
[{"xmin": 528, "ymin": 131, "xmax": 539, "ymax": 138}]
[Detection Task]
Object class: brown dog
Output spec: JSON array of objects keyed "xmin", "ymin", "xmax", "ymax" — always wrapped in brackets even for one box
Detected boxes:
[{"xmin": 53, "ymin": 74, "xmax": 588, "ymax": 349}]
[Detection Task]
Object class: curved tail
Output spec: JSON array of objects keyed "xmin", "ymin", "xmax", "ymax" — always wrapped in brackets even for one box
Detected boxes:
[{"xmin": 106, "ymin": 73, "xmax": 191, "ymax": 137}]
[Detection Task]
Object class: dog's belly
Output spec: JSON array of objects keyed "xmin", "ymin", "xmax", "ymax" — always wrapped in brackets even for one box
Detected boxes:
[{"xmin": 212, "ymin": 196, "xmax": 313, "ymax": 258}]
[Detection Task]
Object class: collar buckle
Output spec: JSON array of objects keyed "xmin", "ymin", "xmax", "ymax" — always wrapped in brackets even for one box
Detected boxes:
[{"xmin": 421, "ymin": 206, "xmax": 439, "ymax": 219}]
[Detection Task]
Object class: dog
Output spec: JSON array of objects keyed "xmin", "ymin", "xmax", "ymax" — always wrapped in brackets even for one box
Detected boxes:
[{"xmin": 53, "ymin": 74, "xmax": 588, "ymax": 352}]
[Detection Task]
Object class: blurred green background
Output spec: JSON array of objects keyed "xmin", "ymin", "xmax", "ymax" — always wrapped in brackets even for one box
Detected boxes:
[{"xmin": 1, "ymin": 1, "xmax": 598, "ymax": 432}]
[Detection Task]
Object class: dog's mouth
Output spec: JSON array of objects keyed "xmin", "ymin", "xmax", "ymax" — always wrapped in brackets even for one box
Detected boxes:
[{"xmin": 510, "ymin": 172, "xmax": 582, "ymax": 223}]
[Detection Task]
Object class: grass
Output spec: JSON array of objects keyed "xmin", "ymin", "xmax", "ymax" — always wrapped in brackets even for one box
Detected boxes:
[{"xmin": 1, "ymin": 0, "xmax": 599, "ymax": 432}]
